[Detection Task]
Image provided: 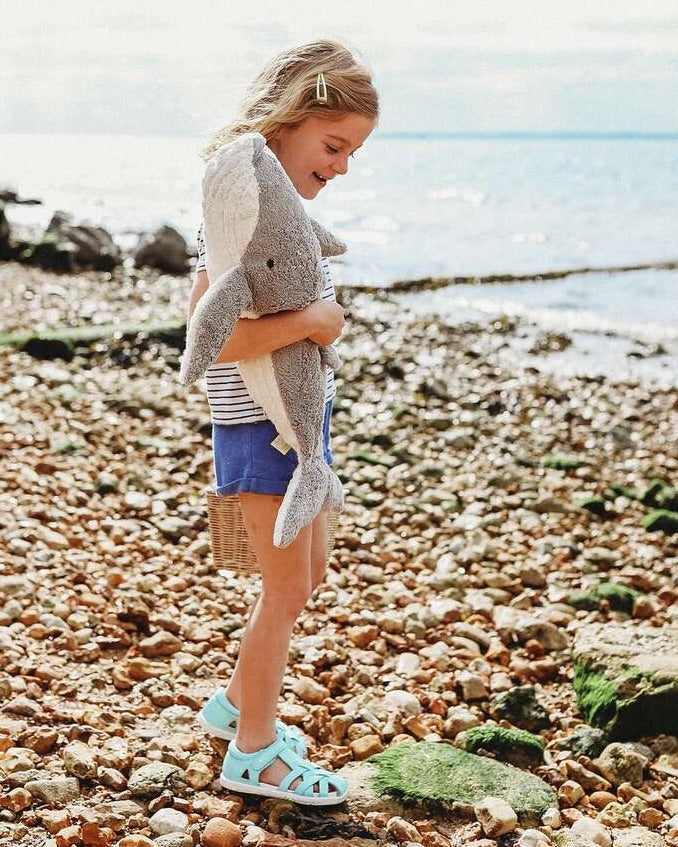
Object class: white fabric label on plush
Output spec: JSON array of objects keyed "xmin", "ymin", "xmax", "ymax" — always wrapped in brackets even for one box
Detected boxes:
[{"xmin": 271, "ymin": 434, "xmax": 292, "ymax": 455}]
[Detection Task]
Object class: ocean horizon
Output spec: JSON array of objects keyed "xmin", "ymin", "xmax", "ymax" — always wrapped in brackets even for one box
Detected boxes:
[{"xmin": 1, "ymin": 130, "xmax": 677, "ymax": 359}]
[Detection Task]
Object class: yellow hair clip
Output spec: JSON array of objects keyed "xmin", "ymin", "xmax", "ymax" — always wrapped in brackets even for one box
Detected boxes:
[{"xmin": 315, "ymin": 72, "xmax": 328, "ymax": 103}]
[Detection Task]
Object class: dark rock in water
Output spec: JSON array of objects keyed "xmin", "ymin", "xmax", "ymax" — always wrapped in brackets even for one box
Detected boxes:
[
  {"xmin": 568, "ymin": 582, "xmax": 641, "ymax": 614},
  {"xmin": 573, "ymin": 622, "xmax": 678, "ymax": 738},
  {"xmin": 0, "ymin": 186, "xmax": 42, "ymax": 205},
  {"xmin": 489, "ymin": 685, "xmax": 552, "ymax": 732},
  {"xmin": 345, "ymin": 740, "xmax": 556, "ymax": 824},
  {"xmin": 643, "ymin": 509, "xmax": 678, "ymax": 534},
  {"xmin": 134, "ymin": 225, "xmax": 190, "ymax": 274},
  {"xmin": 0, "ymin": 188, "xmax": 20, "ymax": 204},
  {"xmin": 44, "ymin": 210, "xmax": 122, "ymax": 271},
  {"xmin": 0, "ymin": 202, "xmax": 31, "ymax": 261},
  {"xmin": 459, "ymin": 725, "xmax": 545, "ymax": 766},
  {"xmin": 0, "ymin": 202, "xmax": 10, "ymax": 258},
  {"xmin": 26, "ymin": 234, "xmax": 78, "ymax": 272},
  {"xmin": 556, "ymin": 725, "xmax": 608, "ymax": 758},
  {"xmin": 627, "ymin": 342, "xmax": 668, "ymax": 358}
]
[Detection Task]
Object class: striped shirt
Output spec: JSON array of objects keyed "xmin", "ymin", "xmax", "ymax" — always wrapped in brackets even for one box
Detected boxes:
[{"xmin": 195, "ymin": 222, "xmax": 337, "ymax": 425}]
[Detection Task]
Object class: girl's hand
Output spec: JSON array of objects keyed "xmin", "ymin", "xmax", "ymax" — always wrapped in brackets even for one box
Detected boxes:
[{"xmin": 304, "ymin": 300, "xmax": 346, "ymax": 346}]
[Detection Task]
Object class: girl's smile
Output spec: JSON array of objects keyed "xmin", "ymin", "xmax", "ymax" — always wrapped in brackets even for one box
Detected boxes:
[{"xmin": 269, "ymin": 113, "xmax": 376, "ymax": 200}]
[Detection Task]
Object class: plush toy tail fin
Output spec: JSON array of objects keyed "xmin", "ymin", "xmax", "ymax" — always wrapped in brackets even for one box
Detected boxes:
[{"xmin": 273, "ymin": 458, "xmax": 344, "ymax": 548}]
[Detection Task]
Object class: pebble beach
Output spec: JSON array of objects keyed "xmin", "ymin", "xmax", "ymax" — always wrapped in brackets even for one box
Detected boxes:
[{"xmin": 1, "ymin": 258, "xmax": 677, "ymax": 847}]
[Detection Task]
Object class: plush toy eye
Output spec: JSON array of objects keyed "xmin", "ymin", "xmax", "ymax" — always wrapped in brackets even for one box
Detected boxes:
[{"xmin": 267, "ymin": 259, "xmax": 275, "ymax": 269}]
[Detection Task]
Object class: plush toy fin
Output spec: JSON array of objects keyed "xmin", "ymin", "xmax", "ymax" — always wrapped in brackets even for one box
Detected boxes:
[
  {"xmin": 309, "ymin": 218, "xmax": 347, "ymax": 257},
  {"xmin": 273, "ymin": 457, "xmax": 344, "ymax": 548},
  {"xmin": 179, "ymin": 266, "xmax": 252, "ymax": 386},
  {"xmin": 319, "ymin": 344, "xmax": 342, "ymax": 371}
]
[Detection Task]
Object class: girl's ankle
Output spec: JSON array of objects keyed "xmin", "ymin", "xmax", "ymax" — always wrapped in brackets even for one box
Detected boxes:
[
  {"xmin": 223, "ymin": 687, "xmax": 240, "ymax": 709},
  {"xmin": 234, "ymin": 733, "xmax": 277, "ymax": 754}
]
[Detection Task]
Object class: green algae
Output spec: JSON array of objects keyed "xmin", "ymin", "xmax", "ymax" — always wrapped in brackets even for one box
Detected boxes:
[
  {"xmin": 643, "ymin": 509, "xmax": 678, "ymax": 534},
  {"xmin": 641, "ymin": 478, "xmax": 678, "ymax": 511},
  {"xmin": 543, "ymin": 455, "xmax": 584, "ymax": 470},
  {"xmin": 575, "ymin": 495, "xmax": 612, "ymax": 517},
  {"xmin": 567, "ymin": 582, "xmax": 640, "ymax": 614},
  {"xmin": 369, "ymin": 740, "xmax": 556, "ymax": 823},
  {"xmin": 573, "ymin": 661, "xmax": 678, "ymax": 738},
  {"xmin": 0, "ymin": 319, "xmax": 186, "ymax": 350},
  {"xmin": 462, "ymin": 726, "xmax": 544, "ymax": 765}
]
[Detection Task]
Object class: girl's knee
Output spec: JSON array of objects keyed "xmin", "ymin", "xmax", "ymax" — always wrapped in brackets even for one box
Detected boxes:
[{"xmin": 261, "ymin": 584, "xmax": 312, "ymax": 619}]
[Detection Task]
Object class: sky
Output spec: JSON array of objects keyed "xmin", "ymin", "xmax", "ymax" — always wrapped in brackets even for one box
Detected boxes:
[{"xmin": 1, "ymin": 0, "xmax": 678, "ymax": 136}]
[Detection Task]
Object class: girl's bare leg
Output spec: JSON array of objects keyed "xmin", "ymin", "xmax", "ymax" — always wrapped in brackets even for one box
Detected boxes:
[
  {"xmin": 224, "ymin": 509, "xmax": 329, "ymax": 707},
  {"xmin": 227, "ymin": 494, "xmax": 329, "ymax": 789}
]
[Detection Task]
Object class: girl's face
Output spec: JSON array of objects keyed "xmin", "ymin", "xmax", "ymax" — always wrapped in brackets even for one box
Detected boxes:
[{"xmin": 268, "ymin": 113, "xmax": 376, "ymax": 200}]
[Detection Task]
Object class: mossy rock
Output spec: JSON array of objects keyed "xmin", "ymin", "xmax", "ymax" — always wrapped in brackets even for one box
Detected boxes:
[
  {"xmin": 640, "ymin": 477, "xmax": 678, "ymax": 511},
  {"xmin": 573, "ymin": 623, "xmax": 678, "ymax": 739},
  {"xmin": 567, "ymin": 582, "xmax": 640, "ymax": 614},
  {"xmin": 607, "ymin": 483, "xmax": 640, "ymax": 501},
  {"xmin": 0, "ymin": 320, "xmax": 187, "ymax": 359},
  {"xmin": 643, "ymin": 509, "xmax": 678, "ymax": 535},
  {"xmin": 367, "ymin": 740, "xmax": 556, "ymax": 824},
  {"xmin": 575, "ymin": 495, "xmax": 613, "ymax": 518},
  {"xmin": 460, "ymin": 726, "xmax": 544, "ymax": 766},
  {"xmin": 542, "ymin": 455, "xmax": 584, "ymax": 470}
]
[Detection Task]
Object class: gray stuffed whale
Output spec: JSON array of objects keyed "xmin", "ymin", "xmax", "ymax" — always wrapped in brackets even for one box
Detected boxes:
[{"xmin": 179, "ymin": 132, "xmax": 345, "ymax": 548}]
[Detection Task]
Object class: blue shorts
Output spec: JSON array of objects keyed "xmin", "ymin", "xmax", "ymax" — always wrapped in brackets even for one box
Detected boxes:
[{"xmin": 212, "ymin": 399, "xmax": 334, "ymax": 496}]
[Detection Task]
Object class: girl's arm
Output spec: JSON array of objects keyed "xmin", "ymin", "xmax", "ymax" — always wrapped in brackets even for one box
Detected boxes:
[{"xmin": 187, "ymin": 270, "xmax": 344, "ymax": 363}]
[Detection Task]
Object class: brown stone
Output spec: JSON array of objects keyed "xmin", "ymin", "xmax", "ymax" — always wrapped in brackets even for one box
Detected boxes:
[
  {"xmin": 0, "ymin": 787, "xmax": 33, "ymax": 812},
  {"xmin": 197, "ymin": 797, "xmax": 243, "ymax": 822},
  {"xmin": 637, "ymin": 807, "xmax": 664, "ymax": 829},
  {"xmin": 118, "ymin": 837, "xmax": 157, "ymax": 847},
  {"xmin": 589, "ymin": 791, "xmax": 617, "ymax": 810},
  {"xmin": 38, "ymin": 809, "xmax": 72, "ymax": 834},
  {"xmin": 292, "ymin": 677, "xmax": 330, "ymax": 705},
  {"xmin": 81, "ymin": 822, "xmax": 115, "ymax": 846},
  {"xmin": 350, "ymin": 733, "xmax": 384, "ymax": 760},
  {"xmin": 139, "ymin": 630, "xmax": 183, "ymax": 658},
  {"xmin": 201, "ymin": 817, "xmax": 243, "ymax": 847},
  {"xmin": 55, "ymin": 826, "xmax": 83, "ymax": 847}
]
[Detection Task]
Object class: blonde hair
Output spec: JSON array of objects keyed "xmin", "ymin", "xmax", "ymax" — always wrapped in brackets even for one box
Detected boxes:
[{"xmin": 201, "ymin": 39, "xmax": 379, "ymax": 161}]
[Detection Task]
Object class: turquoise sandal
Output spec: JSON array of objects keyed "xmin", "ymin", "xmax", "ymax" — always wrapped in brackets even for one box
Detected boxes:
[
  {"xmin": 198, "ymin": 689, "xmax": 307, "ymax": 756},
  {"xmin": 220, "ymin": 735, "xmax": 348, "ymax": 806}
]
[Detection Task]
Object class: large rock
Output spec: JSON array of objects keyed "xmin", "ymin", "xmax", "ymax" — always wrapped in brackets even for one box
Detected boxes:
[
  {"xmin": 134, "ymin": 225, "xmax": 190, "ymax": 274},
  {"xmin": 341, "ymin": 740, "xmax": 556, "ymax": 825},
  {"xmin": 573, "ymin": 623, "xmax": 678, "ymax": 738},
  {"xmin": 42, "ymin": 210, "xmax": 123, "ymax": 270},
  {"xmin": 0, "ymin": 202, "xmax": 11, "ymax": 258}
]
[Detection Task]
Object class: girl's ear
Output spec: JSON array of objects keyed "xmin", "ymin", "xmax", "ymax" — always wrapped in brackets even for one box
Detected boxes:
[{"xmin": 309, "ymin": 218, "xmax": 347, "ymax": 257}]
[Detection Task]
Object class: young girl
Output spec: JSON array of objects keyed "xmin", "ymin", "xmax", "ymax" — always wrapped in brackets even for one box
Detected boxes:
[{"xmin": 186, "ymin": 40, "xmax": 378, "ymax": 805}]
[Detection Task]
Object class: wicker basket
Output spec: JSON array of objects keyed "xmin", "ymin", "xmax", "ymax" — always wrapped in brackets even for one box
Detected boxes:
[{"xmin": 206, "ymin": 491, "xmax": 338, "ymax": 574}]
